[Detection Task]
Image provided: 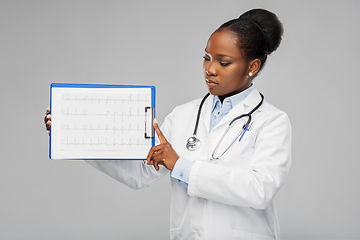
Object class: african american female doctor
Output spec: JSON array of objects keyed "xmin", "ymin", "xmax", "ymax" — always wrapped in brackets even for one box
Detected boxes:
[{"xmin": 45, "ymin": 8, "xmax": 291, "ymax": 240}]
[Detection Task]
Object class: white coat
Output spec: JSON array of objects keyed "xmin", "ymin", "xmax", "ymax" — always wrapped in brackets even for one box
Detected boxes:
[{"xmin": 87, "ymin": 88, "xmax": 292, "ymax": 240}]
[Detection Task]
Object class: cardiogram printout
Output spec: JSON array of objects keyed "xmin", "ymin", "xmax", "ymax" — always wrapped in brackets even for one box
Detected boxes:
[{"xmin": 50, "ymin": 83, "xmax": 155, "ymax": 160}]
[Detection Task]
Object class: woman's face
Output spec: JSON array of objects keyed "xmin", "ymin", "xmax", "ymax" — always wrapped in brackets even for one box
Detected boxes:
[{"xmin": 203, "ymin": 29, "xmax": 252, "ymax": 100}]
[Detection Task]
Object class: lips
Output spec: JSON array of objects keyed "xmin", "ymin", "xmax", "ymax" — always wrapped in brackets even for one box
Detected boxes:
[{"xmin": 205, "ymin": 79, "xmax": 218, "ymax": 87}]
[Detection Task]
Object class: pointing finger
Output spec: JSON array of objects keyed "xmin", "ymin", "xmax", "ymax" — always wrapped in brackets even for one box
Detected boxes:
[{"xmin": 153, "ymin": 119, "xmax": 168, "ymax": 144}]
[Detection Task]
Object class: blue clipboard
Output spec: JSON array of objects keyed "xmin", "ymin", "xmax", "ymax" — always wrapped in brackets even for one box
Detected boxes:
[{"xmin": 49, "ymin": 83, "xmax": 155, "ymax": 160}]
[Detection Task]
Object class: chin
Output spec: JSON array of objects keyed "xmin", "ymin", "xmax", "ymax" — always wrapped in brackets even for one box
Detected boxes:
[{"xmin": 207, "ymin": 88, "xmax": 216, "ymax": 96}]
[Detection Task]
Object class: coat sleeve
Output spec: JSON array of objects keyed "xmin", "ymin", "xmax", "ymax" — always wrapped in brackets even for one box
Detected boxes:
[
  {"xmin": 187, "ymin": 111, "xmax": 292, "ymax": 209},
  {"xmin": 86, "ymin": 160, "xmax": 169, "ymax": 189},
  {"xmin": 85, "ymin": 111, "xmax": 176, "ymax": 190}
]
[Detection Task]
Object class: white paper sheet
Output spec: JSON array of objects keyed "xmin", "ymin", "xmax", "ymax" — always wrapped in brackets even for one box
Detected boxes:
[{"xmin": 50, "ymin": 85, "xmax": 154, "ymax": 159}]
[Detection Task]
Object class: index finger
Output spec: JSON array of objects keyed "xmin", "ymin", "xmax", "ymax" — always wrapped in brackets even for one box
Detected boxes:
[{"xmin": 153, "ymin": 119, "xmax": 167, "ymax": 144}]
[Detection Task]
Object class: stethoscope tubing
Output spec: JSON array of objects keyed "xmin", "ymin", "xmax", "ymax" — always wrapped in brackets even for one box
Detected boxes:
[
  {"xmin": 211, "ymin": 120, "xmax": 249, "ymax": 160},
  {"xmin": 193, "ymin": 93, "xmax": 210, "ymax": 137}
]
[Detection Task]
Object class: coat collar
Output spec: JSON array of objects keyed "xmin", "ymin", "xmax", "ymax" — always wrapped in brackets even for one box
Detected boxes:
[
  {"xmin": 209, "ymin": 89, "xmax": 263, "ymax": 131},
  {"xmin": 194, "ymin": 89, "xmax": 263, "ymax": 133}
]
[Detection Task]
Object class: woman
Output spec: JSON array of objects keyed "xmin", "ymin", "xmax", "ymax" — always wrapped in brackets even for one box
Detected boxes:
[{"xmin": 45, "ymin": 8, "xmax": 291, "ymax": 240}]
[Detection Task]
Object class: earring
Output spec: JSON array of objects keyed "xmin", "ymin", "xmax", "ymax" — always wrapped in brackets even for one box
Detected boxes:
[{"xmin": 249, "ymin": 72, "xmax": 253, "ymax": 77}]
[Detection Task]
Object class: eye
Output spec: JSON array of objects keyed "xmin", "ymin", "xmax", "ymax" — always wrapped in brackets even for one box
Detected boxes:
[
  {"xmin": 203, "ymin": 56, "xmax": 210, "ymax": 61},
  {"xmin": 220, "ymin": 62, "xmax": 231, "ymax": 66}
]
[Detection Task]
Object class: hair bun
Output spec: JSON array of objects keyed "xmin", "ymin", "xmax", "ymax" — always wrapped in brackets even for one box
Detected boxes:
[{"xmin": 239, "ymin": 9, "xmax": 283, "ymax": 54}]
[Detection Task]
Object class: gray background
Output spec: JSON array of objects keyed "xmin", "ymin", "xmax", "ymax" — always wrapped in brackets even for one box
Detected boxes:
[{"xmin": 1, "ymin": 0, "xmax": 359, "ymax": 239}]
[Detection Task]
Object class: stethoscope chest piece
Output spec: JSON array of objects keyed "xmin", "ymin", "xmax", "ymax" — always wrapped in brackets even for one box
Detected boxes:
[{"xmin": 186, "ymin": 136, "xmax": 201, "ymax": 151}]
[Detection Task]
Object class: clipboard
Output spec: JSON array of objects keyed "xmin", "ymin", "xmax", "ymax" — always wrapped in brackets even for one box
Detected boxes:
[{"xmin": 49, "ymin": 83, "xmax": 155, "ymax": 160}]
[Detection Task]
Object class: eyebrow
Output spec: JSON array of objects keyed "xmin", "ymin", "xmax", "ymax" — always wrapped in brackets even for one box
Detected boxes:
[{"xmin": 204, "ymin": 49, "xmax": 233, "ymax": 58}]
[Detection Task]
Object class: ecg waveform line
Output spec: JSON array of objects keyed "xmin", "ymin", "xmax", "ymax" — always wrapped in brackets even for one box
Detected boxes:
[
  {"xmin": 61, "ymin": 93, "xmax": 150, "ymax": 104},
  {"xmin": 61, "ymin": 124, "xmax": 143, "ymax": 134},
  {"xmin": 60, "ymin": 110, "xmax": 143, "ymax": 118},
  {"xmin": 61, "ymin": 137, "xmax": 148, "ymax": 147}
]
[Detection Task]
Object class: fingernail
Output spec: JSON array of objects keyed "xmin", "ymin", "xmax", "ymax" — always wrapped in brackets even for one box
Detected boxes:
[
  {"xmin": 154, "ymin": 118, "xmax": 158, "ymax": 124},
  {"xmin": 46, "ymin": 115, "xmax": 51, "ymax": 119}
]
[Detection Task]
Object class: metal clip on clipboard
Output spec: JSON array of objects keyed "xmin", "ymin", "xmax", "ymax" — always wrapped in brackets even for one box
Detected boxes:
[{"xmin": 145, "ymin": 107, "xmax": 154, "ymax": 138}]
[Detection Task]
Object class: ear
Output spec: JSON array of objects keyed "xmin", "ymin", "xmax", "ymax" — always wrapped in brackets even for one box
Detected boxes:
[{"xmin": 248, "ymin": 59, "xmax": 261, "ymax": 77}]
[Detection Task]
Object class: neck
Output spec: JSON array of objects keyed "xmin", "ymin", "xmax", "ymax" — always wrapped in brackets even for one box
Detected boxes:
[{"xmin": 218, "ymin": 84, "xmax": 253, "ymax": 103}]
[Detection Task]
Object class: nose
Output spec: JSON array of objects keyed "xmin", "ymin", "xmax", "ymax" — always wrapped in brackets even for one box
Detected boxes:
[{"xmin": 205, "ymin": 62, "xmax": 216, "ymax": 76}]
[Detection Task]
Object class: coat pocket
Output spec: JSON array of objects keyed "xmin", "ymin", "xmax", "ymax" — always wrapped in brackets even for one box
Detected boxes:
[{"xmin": 232, "ymin": 229, "xmax": 274, "ymax": 240}]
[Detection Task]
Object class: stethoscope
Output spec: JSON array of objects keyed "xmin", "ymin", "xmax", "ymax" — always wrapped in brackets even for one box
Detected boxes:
[{"xmin": 186, "ymin": 92, "xmax": 264, "ymax": 160}]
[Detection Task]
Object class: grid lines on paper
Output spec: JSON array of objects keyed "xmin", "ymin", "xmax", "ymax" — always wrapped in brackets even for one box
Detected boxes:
[{"xmin": 59, "ymin": 92, "xmax": 151, "ymax": 152}]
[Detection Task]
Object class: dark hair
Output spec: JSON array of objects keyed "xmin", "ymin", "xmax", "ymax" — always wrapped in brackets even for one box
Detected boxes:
[{"xmin": 217, "ymin": 9, "xmax": 283, "ymax": 75}]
